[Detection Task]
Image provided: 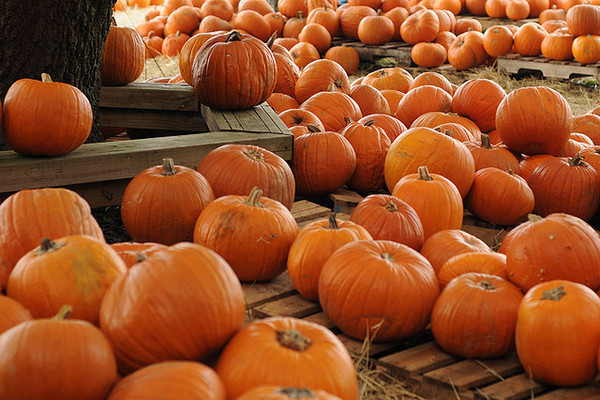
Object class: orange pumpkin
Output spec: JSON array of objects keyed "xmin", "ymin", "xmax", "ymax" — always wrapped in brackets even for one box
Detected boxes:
[
  {"xmin": 0, "ymin": 295, "xmax": 32, "ymax": 335},
  {"xmin": 420, "ymin": 229, "xmax": 492, "ymax": 274},
  {"xmin": 437, "ymin": 253, "xmax": 509, "ymax": 289}
]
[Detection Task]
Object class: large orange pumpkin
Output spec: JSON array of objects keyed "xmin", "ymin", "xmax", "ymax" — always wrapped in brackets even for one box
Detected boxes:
[
  {"xmin": 300, "ymin": 91, "xmax": 362, "ymax": 132},
  {"xmin": 451, "ymin": 78, "xmax": 507, "ymax": 133},
  {"xmin": 100, "ymin": 242, "xmax": 246, "ymax": 374},
  {"xmin": 102, "ymin": 24, "xmax": 145, "ymax": 85},
  {"xmin": 2, "ymin": 73, "xmax": 92, "ymax": 156},
  {"xmin": 319, "ymin": 239, "xmax": 439, "ymax": 342},
  {"xmin": 295, "ymin": 59, "xmax": 350, "ymax": 104},
  {"xmin": 216, "ymin": 317, "xmax": 359, "ymax": 400}
]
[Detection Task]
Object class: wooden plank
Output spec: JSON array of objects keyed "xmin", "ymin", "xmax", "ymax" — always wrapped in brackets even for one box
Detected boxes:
[
  {"xmin": 377, "ymin": 341, "xmax": 459, "ymax": 378},
  {"xmin": 230, "ymin": 107, "xmax": 271, "ymax": 133},
  {"xmin": 252, "ymin": 293, "xmax": 322, "ymax": 319},
  {"xmin": 302, "ymin": 311, "xmax": 337, "ymax": 330},
  {"xmin": 496, "ymin": 56, "xmax": 600, "ymax": 80},
  {"xmin": 0, "ymin": 131, "xmax": 293, "ymax": 194},
  {"xmin": 201, "ymin": 104, "xmax": 232, "ymax": 132},
  {"xmin": 330, "ymin": 188, "xmax": 364, "ymax": 214},
  {"xmin": 423, "ymin": 352, "xmax": 522, "ymax": 392},
  {"xmin": 291, "ymin": 200, "xmax": 331, "ymax": 226},
  {"xmin": 255, "ymin": 103, "xmax": 291, "ymax": 135},
  {"xmin": 242, "ymin": 271, "xmax": 297, "ymax": 308},
  {"xmin": 475, "ymin": 373, "xmax": 548, "ymax": 400},
  {"xmin": 99, "ymin": 83, "xmax": 199, "ymax": 111},
  {"xmin": 337, "ymin": 334, "xmax": 404, "ymax": 358},
  {"xmin": 461, "ymin": 223, "xmax": 507, "ymax": 250},
  {"xmin": 98, "ymin": 107, "xmax": 209, "ymax": 131},
  {"xmin": 535, "ymin": 385, "xmax": 600, "ymax": 400}
]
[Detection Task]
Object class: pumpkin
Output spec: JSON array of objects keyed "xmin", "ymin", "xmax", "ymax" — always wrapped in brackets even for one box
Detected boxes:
[
  {"xmin": 437, "ymin": 252, "xmax": 508, "ymax": 289},
  {"xmin": 319, "ymin": 239, "xmax": 439, "ymax": 342},
  {"xmin": 179, "ymin": 31, "xmax": 224, "ymax": 85},
  {"xmin": 485, "ymin": 0, "xmax": 508, "ymax": 18},
  {"xmin": 7, "ymin": 235, "xmax": 127, "ymax": 325},
  {"xmin": 516, "ymin": 280, "xmax": 600, "ymax": 386},
  {"xmin": 496, "ymin": 86, "xmax": 573, "ymax": 155},
  {"xmin": 454, "ymin": 17, "xmax": 483, "ymax": 34},
  {"xmin": 572, "ymin": 34, "xmax": 600, "ymax": 64},
  {"xmin": 100, "ymin": 242, "xmax": 245, "ymax": 374},
  {"xmin": 420, "ymin": 229, "xmax": 492, "ymax": 274},
  {"xmin": 348, "ymin": 84, "xmax": 391, "ymax": 116},
  {"xmin": 194, "ymin": 187, "xmax": 298, "ymax": 281},
  {"xmin": 410, "ymin": 72, "xmax": 453, "ymax": 95},
  {"xmin": 518, "ymin": 154, "xmax": 556, "ymax": 182},
  {"xmin": 192, "ymin": 30, "xmax": 276, "ymax": 110},
  {"xmin": 231, "ymin": 9, "xmax": 273, "ymax": 40},
  {"xmin": 290, "ymin": 41, "xmax": 321, "ymax": 69},
  {"xmin": 451, "ymin": 79, "xmax": 507, "ymax": 133},
  {"xmin": 102, "ymin": 23, "xmax": 145, "ymax": 85},
  {"xmin": 238, "ymin": 0, "xmax": 275, "ymax": 14},
  {"xmin": 307, "ymin": 4, "xmax": 340, "ymax": 36},
  {"xmin": 143, "ymin": 31, "xmax": 164, "ymax": 58},
  {"xmin": 0, "ymin": 306, "xmax": 118, "ymax": 400},
  {"xmin": 279, "ymin": 0, "xmax": 309, "ymax": 18},
  {"xmin": 162, "ymin": 31, "xmax": 191, "ymax": 57},
  {"xmin": 361, "ymin": 67, "xmax": 414, "ymax": 93},
  {"xmin": 107, "ymin": 361, "xmax": 226, "ymax": 400},
  {"xmin": 0, "ymin": 295, "xmax": 32, "ymax": 335},
  {"xmin": 279, "ymin": 108, "xmax": 325, "ymax": 131},
  {"xmin": 349, "ymin": 194, "xmax": 424, "ymax": 251},
  {"xmin": 339, "ymin": 5, "xmax": 377, "ymax": 40},
  {"xmin": 505, "ymin": 0, "xmax": 531, "ymax": 19},
  {"xmin": 265, "ymin": 12, "xmax": 287, "ymax": 36},
  {"xmin": 200, "ymin": 0, "xmax": 235, "ymax": 19},
  {"xmin": 482, "ymin": 25, "xmax": 514, "ymax": 58},
  {"xmin": 528, "ymin": 154, "xmax": 600, "ymax": 221},
  {"xmin": 121, "ymin": 158, "xmax": 215, "ymax": 245},
  {"xmin": 324, "ymin": 46, "xmax": 360, "ymax": 75},
  {"xmin": 283, "ymin": 11, "xmax": 307, "ymax": 38},
  {"xmin": 357, "ymin": 13, "xmax": 395, "ymax": 45},
  {"xmin": 501, "ymin": 213, "xmax": 600, "ymax": 292},
  {"xmin": 541, "ymin": 31, "xmax": 575, "ymax": 61},
  {"xmin": 216, "ymin": 317, "xmax": 359, "ymax": 399},
  {"xmin": 0, "ymin": 188, "xmax": 104, "ymax": 289},
  {"xmin": 566, "ymin": 4, "xmax": 600, "ymax": 36},
  {"xmin": 341, "ymin": 119, "xmax": 391, "ymax": 192},
  {"xmin": 298, "ymin": 23, "xmax": 332, "ymax": 53},
  {"xmin": 358, "ymin": 113, "xmax": 406, "ymax": 142},
  {"xmin": 291, "ymin": 125, "xmax": 357, "ymax": 196},
  {"xmin": 384, "ymin": 127, "xmax": 476, "ymax": 198},
  {"xmin": 466, "ymin": 167, "xmax": 535, "ymax": 226},
  {"xmin": 395, "ymin": 85, "xmax": 453, "ymax": 128},
  {"xmin": 198, "ymin": 16, "xmax": 232, "ymax": 32},
  {"xmin": 435, "ymin": 123, "xmax": 475, "ymax": 143},
  {"xmin": 572, "ymin": 113, "xmax": 600, "ymax": 145},
  {"xmin": 539, "ymin": 6, "xmax": 567, "ymax": 24},
  {"xmin": 267, "ymin": 93, "xmax": 300, "ymax": 113},
  {"xmin": 391, "ymin": 166, "xmax": 464, "ymax": 240},
  {"xmin": 432, "ymin": 273, "xmax": 523, "ymax": 358},
  {"xmin": 378, "ymin": 90, "xmax": 404, "ymax": 116},
  {"xmin": 287, "ymin": 213, "xmax": 373, "ymax": 301},
  {"xmin": 300, "ymin": 91, "xmax": 362, "ymax": 132},
  {"xmin": 165, "ymin": 5, "xmax": 201, "ymax": 34},
  {"xmin": 435, "ymin": 30, "xmax": 457, "ymax": 51},
  {"xmin": 411, "ymin": 42, "xmax": 447, "ymax": 68},
  {"xmin": 464, "ymin": 134, "xmax": 520, "ymax": 172},
  {"xmin": 384, "ymin": 7, "xmax": 410, "ymax": 41},
  {"xmin": 513, "ymin": 22, "xmax": 548, "ymax": 56},
  {"xmin": 110, "ymin": 241, "xmax": 168, "ymax": 267},
  {"xmin": 447, "ymin": 31, "xmax": 488, "ymax": 71},
  {"xmin": 411, "ymin": 111, "xmax": 481, "ymax": 141},
  {"xmin": 295, "ymin": 59, "xmax": 350, "ymax": 104},
  {"xmin": 2, "ymin": 73, "xmax": 92, "ymax": 156},
  {"xmin": 400, "ymin": 9, "xmax": 440, "ymax": 45},
  {"xmin": 237, "ymin": 386, "xmax": 342, "ymax": 400}
]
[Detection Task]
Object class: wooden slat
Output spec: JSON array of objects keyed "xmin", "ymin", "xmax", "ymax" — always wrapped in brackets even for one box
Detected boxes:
[
  {"xmin": 290, "ymin": 200, "xmax": 331, "ymax": 226},
  {"xmin": 377, "ymin": 341, "xmax": 458, "ymax": 378},
  {"xmin": 337, "ymin": 334, "xmax": 404, "ymax": 358},
  {"xmin": 254, "ymin": 103, "xmax": 291, "ymax": 135},
  {"xmin": 242, "ymin": 271, "xmax": 297, "ymax": 308},
  {"xmin": 99, "ymin": 83, "xmax": 199, "ymax": 111},
  {"xmin": 0, "ymin": 131, "xmax": 293, "ymax": 194},
  {"xmin": 252, "ymin": 293, "xmax": 322, "ymax": 319},
  {"xmin": 98, "ymin": 108, "xmax": 209, "ymax": 131},
  {"xmin": 302, "ymin": 311, "xmax": 336, "ymax": 330},
  {"xmin": 330, "ymin": 188, "xmax": 364, "ymax": 214},
  {"xmin": 496, "ymin": 56, "xmax": 600, "ymax": 80},
  {"xmin": 201, "ymin": 104, "xmax": 232, "ymax": 132},
  {"xmin": 423, "ymin": 352, "xmax": 522, "ymax": 392},
  {"xmin": 474, "ymin": 373, "xmax": 548, "ymax": 400},
  {"xmin": 230, "ymin": 107, "xmax": 270, "ymax": 133},
  {"xmin": 535, "ymin": 385, "xmax": 600, "ymax": 399}
]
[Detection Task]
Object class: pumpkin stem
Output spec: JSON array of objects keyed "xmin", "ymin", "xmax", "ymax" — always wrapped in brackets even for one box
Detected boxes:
[
  {"xmin": 384, "ymin": 200, "xmax": 398, "ymax": 212},
  {"xmin": 481, "ymin": 133, "xmax": 492, "ymax": 149},
  {"xmin": 334, "ymin": 78, "xmax": 344, "ymax": 89},
  {"xmin": 343, "ymin": 116, "xmax": 353, "ymax": 126},
  {"xmin": 306, "ymin": 124, "xmax": 322, "ymax": 133},
  {"xmin": 53, "ymin": 305, "xmax": 73, "ymax": 321},
  {"xmin": 296, "ymin": 10, "xmax": 304, "ymax": 19},
  {"xmin": 527, "ymin": 214, "xmax": 543, "ymax": 223},
  {"xmin": 568, "ymin": 154, "xmax": 585, "ymax": 166},
  {"xmin": 36, "ymin": 237, "xmax": 65, "ymax": 255},
  {"xmin": 41, "ymin": 73, "xmax": 53, "ymax": 83},
  {"xmin": 477, "ymin": 280, "xmax": 496, "ymax": 290},
  {"xmin": 417, "ymin": 166, "xmax": 433, "ymax": 181},
  {"xmin": 175, "ymin": 30, "xmax": 181, "ymax": 37},
  {"xmin": 327, "ymin": 212, "xmax": 340, "ymax": 229},
  {"xmin": 380, "ymin": 252, "xmax": 394, "ymax": 261},
  {"xmin": 244, "ymin": 148, "xmax": 265, "ymax": 162},
  {"xmin": 276, "ymin": 329, "xmax": 312, "ymax": 351},
  {"xmin": 161, "ymin": 158, "xmax": 177, "ymax": 176},
  {"xmin": 363, "ymin": 119, "xmax": 375, "ymax": 127},
  {"xmin": 540, "ymin": 285, "xmax": 566, "ymax": 301},
  {"xmin": 326, "ymin": 82, "xmax": 336, "ymax": 92},
  {"xmin": 135, "ymin": 252, "xmax": 148, "ymax": 263},
  {"xmin": 226, "ymin": 30, "xmax": 243, "ymax": 42},
  {"xmin": 439, "ymin": 128, "xmax": 454, "ymax": 138},
  {"xmin": 244, "ymin": 186, "xmax": 264, "ymax": 208},
  {"xmin": 266, "ymin": 32, "xmax": 277, "ymax": 47},
  {"xmin": 276, "ymin": 388, "xmax": 317, "ymax": 398},
  {"xmin": 148, "ymin": 30, "xmax": 155, "ymax": 39},
  {"xmin": 111, "ymin": 16, "xmax": 118, "ymax": 26}
]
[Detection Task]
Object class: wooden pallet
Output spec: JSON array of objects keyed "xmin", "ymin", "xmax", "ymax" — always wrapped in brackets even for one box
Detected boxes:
[
  {"xmin": 0, "ymin": 83, "xmax": 293, "ymax": 208},
  {"xmin": 496, "ymin": 54, "xmax": 600, "ymax": 80},
  {"xmin": 248, "ymin": 198, "xmax": 600, "ymax": 400},
  {"xmin": 332, "ymin": 39, "xmax": 414, "ymax": 66},
  {"xmin": 456, "ymin": 14, "xmax": 537, "ymax": 31}
]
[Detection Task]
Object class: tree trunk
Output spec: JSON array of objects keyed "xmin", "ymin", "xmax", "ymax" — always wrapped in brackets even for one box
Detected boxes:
[{"xmin": 0, "ymin": 0, "xmax": 115, "ymax": 148}]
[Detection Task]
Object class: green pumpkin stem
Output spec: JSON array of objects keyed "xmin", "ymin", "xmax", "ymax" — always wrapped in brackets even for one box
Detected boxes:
[
  {"xmin": 540, "ymin": 285, "xmax": 566, "ymax": 301},
  {"xmin": 478, "ymin": 280, "xmax": 496, "ymax": 291},
  {"xmin": 53, "ymin": 305, "xmax": 73, "ymax": 320},
  {"xmin": 327, "ymin": 212, "xmax": 339, "ymax": 229},
  {"xmin": 245, "ymin": 186, "xmax": 265, "ymax": 208},
  {"xmin": 276, "ymin": 329, "xmax": 312, "ymax": 351},
  {"xmin": 36, "ymin": 237, "xmax": 65, "ymax": 255},
  {"xmin": 41, "ymin": 73, "xmax": 52, "ymax": 83},
  {"xmin": 161, "ymin": 158, "xmax": 177, "ymax": 176},
  {"xmin": 568, "ymin": 154, "xmax": 585, "ymax": 166},
  {"xmin": 417, "ymin": 166, "xmax": 433, "ymax": 181},
  {"xmin": 276, "ymin": 388, "xmax": 317, "ymax": 398},
  {"xmin": 481, "ymin": 133, "xmax": 492, "ymax": 149}
]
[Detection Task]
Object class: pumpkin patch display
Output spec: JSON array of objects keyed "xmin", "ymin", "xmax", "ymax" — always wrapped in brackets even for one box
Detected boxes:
[
  {"xmin": 192, "ymin": 30, "xmax": 277, "ymax": 110},
  {"xmin": 319, "ymin": 239, "xmax": 439, "ymax": 342},
  {"xmin": 121, "ymin": 158, "xmax": 215, "ymax": 245},
  {"xmin": 0, "ymin": 306, "xmax": 118, "ymax": 400},
  {"xmin": 216, "ymin": 316, "xmax": 359, "ymax": 399},
  {"xmin": 193, "ymin": 187, "xmax": 298, "ymax": 281},
  {"xmin": 2, "ymin": 73, "xmax": 92, "ymax": 156}
]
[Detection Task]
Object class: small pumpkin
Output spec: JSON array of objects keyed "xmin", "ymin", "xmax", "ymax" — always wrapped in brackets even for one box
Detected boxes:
[
  {"xmin": 420, "ymin": 229, "xmax": 492, "ymax": 274},
  {"xmin": 102, "ymin": 22, "xmax": 145, "ymax": 85}
]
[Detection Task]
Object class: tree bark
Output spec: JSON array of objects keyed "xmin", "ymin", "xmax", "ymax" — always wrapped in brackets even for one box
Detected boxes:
[{"xmin": 0, "ymin": 0, "xmax": 115, "ymax": 148}]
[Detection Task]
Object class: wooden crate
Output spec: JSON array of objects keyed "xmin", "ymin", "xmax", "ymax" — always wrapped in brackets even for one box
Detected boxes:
[
  {"xmin": 497, "ymin": 54, "xmax": 600, "ymax": 80},
  {"xmin": 245, "ymin": 199, "xmax": 600, "ymax": 400},
  {"xmin": 0, "ymin": 83, "xmax": 293, "ymax": 208}
]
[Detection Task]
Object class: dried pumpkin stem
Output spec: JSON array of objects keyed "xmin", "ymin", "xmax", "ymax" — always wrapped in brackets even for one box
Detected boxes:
[
  {"xmin": 380, "ymin": 252, "xmax": 394, "ymax": 261},
  {"xmin": 53, "ymin": 305, "xmax": 73, "ymax": 320},
  {"xmin": 481, "ymin": 133, "xmax": 492, "ymax": 149},
  {"xmin": 266, "ymin": 32, "xmax": 277, "ymax": 48},
  {"xmin": 245, "ymin": 186, "xmax": 264, "ymax": 207},
  {"xmin": 276, "ymin": 388, "xmax": 316, "ymax": 398},
  {"xmin": 276, "ymin": 329, "xmax": 312, "ymax": 351},
  {"xmin": 568, "ymin": 154, "xmax": 585, "ymax": 166},
  {"xmin": 227, "ymin": 30, "xmax": 243, "ymax": 42},
  {"xmin": 306, "ymin": 124, "xmax": 321, "ymax": 133},
  {"xmin": 161, "ymin": 158, "xmax": 177, "ymax": 176},
  {"xmin": 477, "ymin": 280, "xmax": 496, "ymax": 290},
  {"xmin": 540, "ymin": 286, "xmax": 566, "ymax": 301},
  {"xmin": 36, "ymin": 237, "xmax": 65, "ymax": 255},
  {"xmin": 528, "ymin": 214, "xmax": 543, "ymax": 223},
  {"xmin": 244, "ymin": 149, "xmax": 265, "ymax": 162},
  {"xmin": 384, "ymin": 200, "xmax": 398, "ymax": 212},
  {"xmin": 41, "ymin": 73, "xmax": 52, "ymax": 83},
  {"xmin": 417, "ymin": 166, "xmax": 433, "ymax": 181},
  {"xmin": 327, "ymin": 212, "xmax": 339, "ymax": 229},
  {"xmin": 363, "ymin": 119, "xmax": 375, "ymax": 127}
]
